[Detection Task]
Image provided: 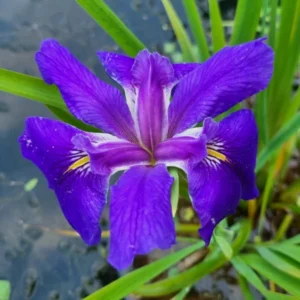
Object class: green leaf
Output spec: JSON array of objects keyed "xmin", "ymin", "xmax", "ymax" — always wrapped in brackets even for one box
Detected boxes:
[
  {"xmin": 161, "ymin": 0, "xmax": 197, "ymax": 62},
  {"xmin": 270, "ymin": 243, "xmax": 300, "ymax": 265},
  {"xmin": 213, "ymin": 222, "xmax": 234, "ymax": 259},
  {"xmin": 233, "ymin": 257, "xmax": 299, "ymax": 300},
  {"xmin": 256, "ymin": 113, "xmax": 300, "ymax": 172},
  {"xmin": 208, "ymin": 0, "xmax": 226, "ymax": 53},
  {"xmin": 236, "ymin": 272, "xmax": 255, "ymax": 300},
  {"xmin": 230, "ymin": 0, "xmax": 263, "ymax": 45},
  {"xmin": 134, "ymin": 220, "xmax": 251, "ymax": 297},
  {"xmin": 242, "ymin": 253, "xmax": 300, "ymax": 296},
  {"xmin": 256, "ymin": 247, "xmax": 300, "ymax": 279},
  {"xmin": 172, "ymin": 286, "xmax": 192, "ymax": 300},
  {"xmin": 0, "ymin": 281, "xmax": 10, "ymax": 300},
  {"xmin": 214, "ymin": 234, "xmax": 233, "ymax": 259},
  {"xmin": 169, "ymin": 168, "xmax": 179, "ymax": 217},
  {"xmin": 182, "ymin": 0, "xmax": 209, "ymax": 61},
  {"xmin": 76, "ymin": 0, "xmax": 145, "ymax": 56},
  {"xmin": 0, "ymin": 69, "xmax": 66, "ymax": 110},
  {"xmin": 84, "ymin": 241, "xmax": 204, "ymax": 300},
  {"xmin": 24, "ymin": 178, "xmax": 38, "ymax": 192},
  {"xmin": 232, "ymin": 256, "xmax": 267, "ymax": 296},
  {"xmin": 267, "ymin": 0, "xmax": 300, "ymax": 135},
  {"xmin": 0, "ymin": 69, "xmax": 99, "ymax": 131},
  {"xmin": 268, "ymin": 0, "xmax": 278, "ymax": 49}
]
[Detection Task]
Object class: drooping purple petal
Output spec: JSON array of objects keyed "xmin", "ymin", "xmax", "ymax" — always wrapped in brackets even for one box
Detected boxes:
[
  {"xmin": 19, "ymin": 117, "xmax": 107, "ymax": 245},
  {"xmin": 132, "ymin": 50, "xmax": 174, "ymax": 150},
  {"xmin": 154, "ymin": 135, "xmax": 207, "ymax": 170},
  {"xmin": 108, "ymin": 164, "xmax": 175, "ymax": 270},
  {"xmin": 168, "ymin": 38, "xmax": 274, "ymax": 136},
  {"xmin": 188, "ymin": 161, "xmax": 241, "ymax": 245},
  {"xmin": 35, "ymin": 39, "xmax": 137, "ymax": 142},
  {"xmin": 187, "ymin": 109, "xmax": 259, "ymax": 244},
  {"xmin": 72, "ymin": 134, "xmax": 151, "ymax": 175},
  {"xmin": 204, "ymin": 109, "xmax": 259, "ymax": 199}
]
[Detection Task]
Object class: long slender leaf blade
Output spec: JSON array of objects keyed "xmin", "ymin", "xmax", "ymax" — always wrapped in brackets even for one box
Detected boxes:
[
  {"xmin": 230, "ymin": 0, "xmax": 263, "ymax": 45},
  {"xmin": 0, "ymin": 68, "xmax": 66, "ymax": 110},
  {"xmin": 267, "ymin": 0, "xmax": 300, "ymax": 135},
  {"xmin": 182, "ymin": 0, "xmax": 209, "ymax": 61},
  {"xmin": 236, "ymin": 272, "xmax": 255, "ymax": 300},
  {"xmin": 242, "ymin": 254, "xmax": 300, "ymax": 296},
  {"xmin": 256, "ymin": 247, "xmax": 300, "ymax": 279},
  {"xmin": 76, "ymin": 0, "xmax": 145, "ymax": 56},
  {"xmin": 162, "ymin": 0, "xmax": 196, "ymax": 62},
  {"xmin": 232, "ymin": 256, "xmax": 268, "ymax": 296},
  {"xmin": 172, "ymin": 286, "xmax": 192, "ymax": 300},
  {"xmin": 208, "ymin": 0, "xmax": 226, "ymax": 52},
  {"xmin": 256, "ymin": 113, "xmax": 300, "ymax": 172},
  {"xmin": 268, "ymin": 0, "xmax": 278, "ymax": 49},
  {"xmin": 134, "ymin": 220, "xmax": 251, "ymax": 297},
  {"xmin": 270, "ymin": 244, "xmax": 300, "ymax": 265},
  {"xmin": 84, "ymin": 241, "xmax": 204, "ymax": 300}
]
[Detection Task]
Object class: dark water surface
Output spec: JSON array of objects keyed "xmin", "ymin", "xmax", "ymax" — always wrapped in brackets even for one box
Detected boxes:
[{"xmin": 0, "ymin": 1, "xmax": 247, "ymax": 299}]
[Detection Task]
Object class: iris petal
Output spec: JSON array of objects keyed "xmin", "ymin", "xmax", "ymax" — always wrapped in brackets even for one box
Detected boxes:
[
  {"xmin": 72, "ymin": 134, "xmax": 151, "ymax": 175},
  {"xmin": 19, "ymin": 117, "xmax": 107, "ymax": 245},
  {"xmin": 168, "ymin": 38, "xmax": 274, "ymax": 136},
  {"xmin": 154, "ymin": 135, "xmax": 207, "ymax": 171},
  {"xmin": 35, "ymin": 39, "xmax": 137, "ymax": 142},
  {"xmin": 187, "ymin": 109, "xmax": 259, "ymax": 245},
  {"xmin": 132, "ymin": 50, "xmax": 174, "ymax": 150},
  {"xmin": 97, "ymin": 51, "xmax": 200, "ymax": 87},
  {"xmin": 108, "ymin": 164, "xmax": 175, "ymax": 270}
]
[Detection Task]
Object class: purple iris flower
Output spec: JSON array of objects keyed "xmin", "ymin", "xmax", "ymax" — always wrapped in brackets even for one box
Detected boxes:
[{"xmin": 19, "ymin": 38, "xmax": 273, "ymax": 270}]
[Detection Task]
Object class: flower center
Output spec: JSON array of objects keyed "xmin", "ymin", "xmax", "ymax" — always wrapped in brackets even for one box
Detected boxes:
[
  {"xmin": 207, "ymin": 148, "xmax": 228, "ymax": 162},
  {"xmin": 64, "ymin": 155, "xmax": 89, "ymax": 174}
]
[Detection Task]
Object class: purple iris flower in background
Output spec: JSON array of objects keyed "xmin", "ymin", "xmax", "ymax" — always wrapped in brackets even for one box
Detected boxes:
[{"xmin": 19, "ymin": 38, "xmax": 273, "ymax": 270}]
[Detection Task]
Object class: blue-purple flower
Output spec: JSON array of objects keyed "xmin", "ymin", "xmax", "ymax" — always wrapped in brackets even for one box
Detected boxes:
[{"xmin": 19, "ymin": 38, "xmax": 273, "ymax": 270}]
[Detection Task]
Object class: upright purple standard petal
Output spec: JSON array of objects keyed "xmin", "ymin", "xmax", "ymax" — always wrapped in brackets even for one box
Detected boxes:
[
  {"xmin": 19, "ymin": 117, "xmax": 107, "ymax": 245},
  {"xmin": 168, "ymin": 38, "xmax": 274, "ymax": 136},
  {"xmin": 35, "ymin": 39, "xmax": 137, "ymax": 142},
  {"xmin": 97, "ymin": 51, "xmax": 200, "ymax": 87},
  {"xmin": 108, "ymin": 164, "xmax": 176, "ymax": 270},
  {"xmin": 132, "ymin": 50, "xmax": 174, "ymax": 150},
  {"xmin": 188, "ymin": 109, "xmax": 259, "ymax": 245}
]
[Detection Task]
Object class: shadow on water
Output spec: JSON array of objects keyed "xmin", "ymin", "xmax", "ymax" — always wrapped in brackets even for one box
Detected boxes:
[{"xmin": 0, "ymin": 0, "xmax": 250, "ymax": 299}]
